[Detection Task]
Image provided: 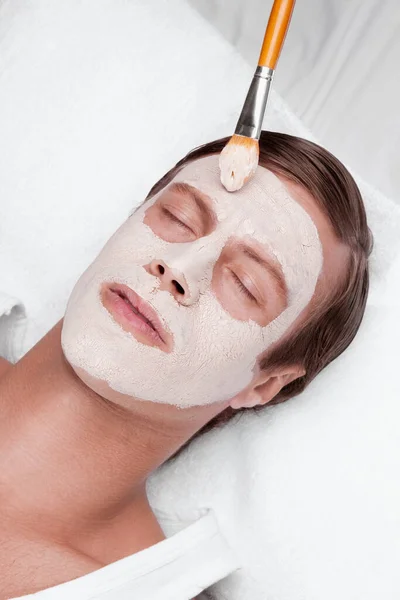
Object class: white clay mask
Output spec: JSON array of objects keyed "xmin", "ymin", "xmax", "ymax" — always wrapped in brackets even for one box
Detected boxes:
[{"xmin": 62, "ymin": 155, "xmax": 323, "ymax": 408}]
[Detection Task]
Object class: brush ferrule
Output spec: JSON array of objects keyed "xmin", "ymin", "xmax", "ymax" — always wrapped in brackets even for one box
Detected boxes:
[{"xmin": 234, "ymin": 66, "xmax": 274, "ymax": 139}]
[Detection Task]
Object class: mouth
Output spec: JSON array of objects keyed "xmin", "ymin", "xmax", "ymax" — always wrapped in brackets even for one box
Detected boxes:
[{"xmin": 101, "ymin": 282, "xmax": 172, "ymax": 352}]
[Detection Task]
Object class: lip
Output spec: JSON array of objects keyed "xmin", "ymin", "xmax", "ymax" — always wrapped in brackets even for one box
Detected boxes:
[{"xmin": 101, "ymin": 282, "xmax": 172, "ymax": 352}]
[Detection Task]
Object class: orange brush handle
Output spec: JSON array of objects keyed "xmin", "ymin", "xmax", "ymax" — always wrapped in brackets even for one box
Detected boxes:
[{"xmin": 258, "ymin": 0, "xmax": 296, "ymax": 70}]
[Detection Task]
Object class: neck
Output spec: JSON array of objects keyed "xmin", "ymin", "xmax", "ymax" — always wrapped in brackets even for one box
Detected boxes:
[{"xmin": 0, "ymin": 321, "xmax": 225, "ymax": 561}]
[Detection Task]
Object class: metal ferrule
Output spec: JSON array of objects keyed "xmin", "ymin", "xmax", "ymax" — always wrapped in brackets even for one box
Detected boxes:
[{"xmin": 234, "ymin": 66, "xmax": 274, "ymax": 139}]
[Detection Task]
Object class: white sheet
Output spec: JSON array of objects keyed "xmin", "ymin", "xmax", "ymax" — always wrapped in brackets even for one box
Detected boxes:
[
  {"xmin": 149, "ymin": 301, "xmax": 400, "ymax": 600},
  {"xmin": 189, "ymin": 0, "xmax": 400, "ymax": 201},
  {"xmin": 0, "ymin": 1, "xmax": 399, "ymax": 599}
]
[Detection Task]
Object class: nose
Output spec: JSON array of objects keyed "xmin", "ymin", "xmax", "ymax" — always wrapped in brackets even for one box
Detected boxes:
[{"xmin": 147, "ymin": 259, "xmax": 197, "ymax": 306}]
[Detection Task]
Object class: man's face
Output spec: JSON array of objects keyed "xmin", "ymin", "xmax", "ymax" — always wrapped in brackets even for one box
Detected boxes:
[{"xmin": 62, "ymin": 155, "xmax": 323, "ymax": 408}]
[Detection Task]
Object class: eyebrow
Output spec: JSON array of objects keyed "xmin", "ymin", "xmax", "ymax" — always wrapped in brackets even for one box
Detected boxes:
[
  {"xmin": 167, "ymin": 183, "xmax": 288, "ymax": 303},
  {"xmin": 168, "ymin": 182, "xmax": 215, "ymax": 226},
  {"xmin": 241, "ymin": 245, "xmax": 288, "ymax": 304}
]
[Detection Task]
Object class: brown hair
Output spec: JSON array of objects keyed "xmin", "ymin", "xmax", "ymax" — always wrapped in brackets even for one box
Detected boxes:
[{"xmin": 146, "ymin": 131, "xmax": 373, "ymax": 444}]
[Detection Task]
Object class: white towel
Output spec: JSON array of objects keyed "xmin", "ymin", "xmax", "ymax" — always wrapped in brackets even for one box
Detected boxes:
[
  {"xmin": 0, "ymin": 292, "xmax": 26, "ymax": 362},
  {"xmin": 0, "ymin": 1, "xmax": 399, "ymax": 599},
  {"xmin": 148, "ymin": 302, "xmax": 400, "ymax": 600}
]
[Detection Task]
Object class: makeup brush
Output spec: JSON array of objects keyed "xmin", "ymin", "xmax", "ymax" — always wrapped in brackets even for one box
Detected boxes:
[{"xmin": 219, "ymin": 0, "xmax": 296, "ymax": 192}]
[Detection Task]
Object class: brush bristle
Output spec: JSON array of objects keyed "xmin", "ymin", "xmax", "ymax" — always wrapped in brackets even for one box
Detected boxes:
[{"xmin": 219, "ymin": 134, "xmax": 259, "ymax": 192}]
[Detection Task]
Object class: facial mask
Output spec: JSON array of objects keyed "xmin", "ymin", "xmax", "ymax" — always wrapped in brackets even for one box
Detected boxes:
[{"xmin": 61, "ymin": 155, "xmax": 322, "ymax": 408}]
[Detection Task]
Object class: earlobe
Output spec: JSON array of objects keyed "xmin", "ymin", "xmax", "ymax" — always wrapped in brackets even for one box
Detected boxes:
[
  {"xmin": 229, "ymin": 365, "xmax": 305, "ymax": 410},
  {"xmin": 230, "ymin": 390, "xmax": 259, "ymax": 410}
]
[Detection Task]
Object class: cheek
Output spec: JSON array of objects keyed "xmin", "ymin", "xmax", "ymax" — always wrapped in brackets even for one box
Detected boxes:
[{"xmin": 96, "ymin": 215, "xmax": 170, "ymax": 267}]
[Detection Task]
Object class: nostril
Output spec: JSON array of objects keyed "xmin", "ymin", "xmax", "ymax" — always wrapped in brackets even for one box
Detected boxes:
[
  {"xmin": 158, "ymin": 264, "xmax": 165, "ymax": 275},
  {"xmin": 172, "ymin": 280, "xmax": 185, "ymax": 295}
]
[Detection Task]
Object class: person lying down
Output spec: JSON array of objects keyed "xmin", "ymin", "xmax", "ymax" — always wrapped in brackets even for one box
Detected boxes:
[{"xmin": 0, "ymin": 131, "xmax": 372, "ymax": 599}]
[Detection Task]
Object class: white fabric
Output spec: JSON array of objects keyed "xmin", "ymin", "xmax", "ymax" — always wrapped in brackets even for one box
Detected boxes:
[
  {"xmin": 0, "ymin": 1, "xmax": 399, "ymax": 599},
  {"xmin": 148, "ymin": 301, "xmax": 400, "ymax": 600},
  {"xmin": 189, "ymin": 0, "xmax": 400, "ymax": 201},
  {"xmin": 0, "ymin": 292, "xmax": 26, "ymax": 362},
  {"xmin": 10, "ymin": 509, "xmax": 239, "ymax": 599}
]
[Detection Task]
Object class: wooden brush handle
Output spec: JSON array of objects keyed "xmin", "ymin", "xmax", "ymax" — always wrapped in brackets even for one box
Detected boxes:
[{"xmin": 258, "ymin": 0, "xmax": 296, "ymax": 70}]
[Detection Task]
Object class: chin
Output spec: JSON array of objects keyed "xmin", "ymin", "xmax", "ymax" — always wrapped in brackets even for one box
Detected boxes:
[{"xmin": 67, "ymin": 361, "xmax": 136, "ymax": 410}]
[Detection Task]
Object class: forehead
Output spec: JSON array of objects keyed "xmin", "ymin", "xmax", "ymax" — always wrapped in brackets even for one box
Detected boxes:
[
  {"xmin": 173, "ymin": 155, "xmax": 311, "ymax": 227},
  {"xmin": 170, "ymin": 154, "xmax": 321, "ymax": 264},
  {"xmin": 173, "ymin": 154, "xmax": 291, "ymax": 215}
]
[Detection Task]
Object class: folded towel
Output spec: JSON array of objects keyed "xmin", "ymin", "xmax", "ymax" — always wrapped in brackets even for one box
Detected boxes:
[
  {"xmin": 0, "ymin": 1, "xmax": 399, "ymax": 599},
  {"xmin": 0, "ymin": 292, "xmax": 26, "ymax": 362},
  {"xmin": 149, "ymin": 303, "xmax": 400, "ymax": 600}
]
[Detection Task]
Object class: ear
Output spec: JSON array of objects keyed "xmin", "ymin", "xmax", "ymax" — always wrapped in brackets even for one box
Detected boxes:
[{"xmin": 229, "ymin": 365, "xmax": 306, "ymax": 410}]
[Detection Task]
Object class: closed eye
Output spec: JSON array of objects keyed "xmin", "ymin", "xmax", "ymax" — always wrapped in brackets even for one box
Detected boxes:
[
  {"xmin": 161, "ymin": 207, "xmax": 194, "ymax": 234},
  {"xmin": 230, "ymin": 270, "xmax": 257, "ymax": 303}
]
